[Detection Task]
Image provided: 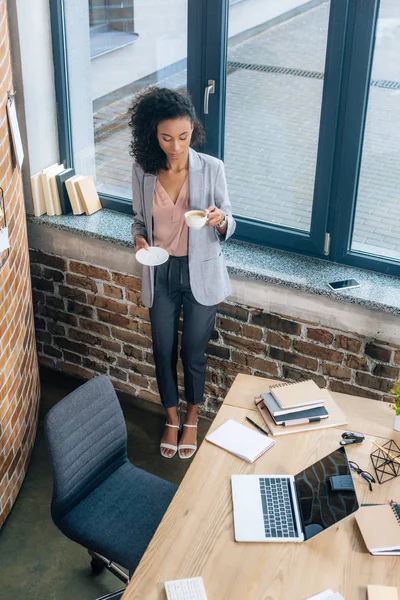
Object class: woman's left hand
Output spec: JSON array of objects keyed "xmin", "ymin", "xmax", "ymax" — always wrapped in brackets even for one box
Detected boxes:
[{"xmin": 205, "ymin": 205, "xmax": 225, "ymax": 227}]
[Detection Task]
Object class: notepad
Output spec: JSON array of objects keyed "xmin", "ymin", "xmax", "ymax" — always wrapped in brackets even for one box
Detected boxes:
[
  {"xmin": 368, "ymin": 585, "xmax": 398, "ymax": 600},
  {"xmin": 356, "ymin": 503, "xmax": 400, "ymax": 555},
  {"xmin": 269, "ymin": 379, "xmax": 329, "ymax": 411},
  {"xmin": 205, "ymin": 419, "xmax": 275, "ymax": 463}
]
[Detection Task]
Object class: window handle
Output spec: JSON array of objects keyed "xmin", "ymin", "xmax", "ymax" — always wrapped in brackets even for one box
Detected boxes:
[{"xmin": 203, "ymin": 79, "xmax": 215, "ymax": 115}]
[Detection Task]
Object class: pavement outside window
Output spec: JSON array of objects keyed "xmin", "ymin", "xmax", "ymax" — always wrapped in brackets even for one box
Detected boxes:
[{"xmin": 94, "ymin": 1, "xmax": 400, "ymax": 259}]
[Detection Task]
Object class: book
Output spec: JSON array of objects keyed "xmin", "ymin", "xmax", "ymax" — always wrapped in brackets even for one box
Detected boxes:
[
  {"xmin": 30, "ymin": 172, "xmax": 46, "ymax": 216},
  {"xmin": 65, "ymin": 175, "xmax": 86, "ymax": 215},
  {"xmin": 205, "ymin": 419, "xmax": 275, "ymax": 463},
  {"xmin": 259, "ymin": 392, "xmax": 329, "ymax": 426},
  {"xmin": 356, "ymin": 503, "xmax": 400, "ymax": 556},
  {"xmin": 56, "ymin": 168, "xmax": 75, "ymax": 214},
  {"xmin": 368, "ymin": 585, "xmax": 398, "ymax": 600},
  {"xmin": 255, "ymin": 392, "xmax": 347, "ymax": 436},
  {"xmin": 40, "ymin": 164, "xmax": 64, "ymax": 215},
  {"xmin": 75, "ymin": 176, "xmax": 102, "ymax": 215},
  {"xmin": 269, "ymin": 379, "xmax": 329, "ymax": 411}
]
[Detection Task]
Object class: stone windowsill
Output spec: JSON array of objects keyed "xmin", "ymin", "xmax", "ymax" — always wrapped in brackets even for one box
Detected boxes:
[{"xmin": 27, "ymin": 210, "xmax": 400, "ymax": 316}]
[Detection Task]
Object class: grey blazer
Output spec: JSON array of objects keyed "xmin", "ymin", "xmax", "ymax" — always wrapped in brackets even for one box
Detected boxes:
[{"xmin": 131, "ymin": 147, "xmax": 236, "ymax": 308}]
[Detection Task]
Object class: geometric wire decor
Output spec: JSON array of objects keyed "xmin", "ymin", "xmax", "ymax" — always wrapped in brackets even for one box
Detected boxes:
[{"xmin": 370, "ymin": 439, "xmax": 400, "ymax": 484}]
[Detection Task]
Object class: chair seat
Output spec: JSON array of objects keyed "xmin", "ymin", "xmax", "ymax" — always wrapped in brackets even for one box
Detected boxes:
[{"xmin": 56, "ymin": 461, "xmax": 177, "ymax": 572}]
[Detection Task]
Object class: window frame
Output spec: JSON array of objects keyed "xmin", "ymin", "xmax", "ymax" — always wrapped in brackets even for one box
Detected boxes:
[{"xmin": 51, "ymin": 0, "xmax": 400, "ymax": 277}]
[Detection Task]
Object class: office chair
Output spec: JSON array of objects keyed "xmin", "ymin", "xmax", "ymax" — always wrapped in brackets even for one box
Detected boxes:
[{"xmin": 45, "ymin": 375, "xmax": 177, "ymax": 600}]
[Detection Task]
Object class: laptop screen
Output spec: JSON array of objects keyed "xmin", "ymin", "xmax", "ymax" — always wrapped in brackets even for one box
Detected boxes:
[{"xmin": 294, "ymin": 446, "xmax": 359, "ymax": 540}]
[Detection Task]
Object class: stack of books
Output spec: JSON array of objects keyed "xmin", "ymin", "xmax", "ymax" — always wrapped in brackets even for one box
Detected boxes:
[
  {"xmin": 30, "ymin": 164, "xmax": 102, "ymax": 217},
  {"xmin": 255, "ymin": 379, "xmax": 347, "ymax": 436}
]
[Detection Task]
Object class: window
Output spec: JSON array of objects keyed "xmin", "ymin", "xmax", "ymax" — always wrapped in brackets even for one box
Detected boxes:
[{"xmin": 52, "ymin": 0, "xmax": 400, "ymax": 276}]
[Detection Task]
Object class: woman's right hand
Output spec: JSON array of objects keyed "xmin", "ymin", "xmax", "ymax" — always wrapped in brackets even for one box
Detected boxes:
[{"xmin": 134, "ymin": 235, "xmax": 149, "ymax": 253}]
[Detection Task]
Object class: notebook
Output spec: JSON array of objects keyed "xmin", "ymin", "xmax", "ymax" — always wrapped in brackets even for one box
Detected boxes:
[
  {"xmin": 65, "ymin": 175, "xmax": 86, "ymax": 215},
  {"xmin": 30, "ymin": 172, "xmax": 47, "ymax": 216},
  {"xmin": 269, "ymin": 379, "xmax": 328, "ymax": 412},
  {"xmin": 260, "ymin": 392, "xmax": 329, "ymax": 425},
  {"xmin": 56, "ymin": 168, "xmax": 75, "ymax": 214},
  {"xmin": 75, "ymin": 176, "xmax": 102, "ymax": 215},
  {"xmin": 367, "ymin": 585, "xmax": 398, "ymax": 600},
  {"xmin": 356, "ymin": 503, "xmax": 400, "ymax": 555},
  {"xmin": 255, "ymin": 392, "xmax": 347, "ymax": 436},
  {"xmin": 306, "ymin": 592, "xmax": 344, "ymax": 600},
  {"xmin": 40, "ymin": 163, "xmax": 64, "ymax": 215},
  {"xmin": 205, "ymin": 419, "xmax": 275, "ymax": 463}
]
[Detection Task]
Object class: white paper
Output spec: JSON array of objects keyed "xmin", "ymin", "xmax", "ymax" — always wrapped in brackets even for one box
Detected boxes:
[
  {"xmin": 206, "ymin": 419, "xmax": 275, "ymax": 462},
  {"xmin": 0, "ymin": 227, "xmax": 10, "ymax": 252},
  {"xmin": 306, "ymin": 591, "xmax": 344, "ymax": 600},
  {"xmin": 6, "ymin": 98, "xmax": 24, "ymax": 169}
]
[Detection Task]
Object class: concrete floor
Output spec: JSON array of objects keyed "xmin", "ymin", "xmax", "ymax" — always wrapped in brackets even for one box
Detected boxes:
[{"xmin": 0, "ymin": 368, "xmax": 211, "ymax": 600}]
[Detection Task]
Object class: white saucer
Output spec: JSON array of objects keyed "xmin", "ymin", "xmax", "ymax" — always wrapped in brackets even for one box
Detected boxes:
[{"xmin": 135, "ymin": 247, "xmax": 169, "ymax": 266}]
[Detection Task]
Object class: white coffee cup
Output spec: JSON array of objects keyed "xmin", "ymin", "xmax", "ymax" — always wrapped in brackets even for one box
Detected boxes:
[{"xmin": 184, "ymin": 209, "xmax": 208, "ymax": 230}]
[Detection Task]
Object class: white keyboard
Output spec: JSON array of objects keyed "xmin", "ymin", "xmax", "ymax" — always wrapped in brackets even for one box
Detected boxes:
[{"xmin": 164, "ymin": 577, "xmax": 208, "ymax": 600}]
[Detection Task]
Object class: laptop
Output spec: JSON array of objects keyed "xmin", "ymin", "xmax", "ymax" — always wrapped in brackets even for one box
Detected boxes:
[{"xmin": 231, "ymin": 446, "xmax": 358, "ymax": 542}]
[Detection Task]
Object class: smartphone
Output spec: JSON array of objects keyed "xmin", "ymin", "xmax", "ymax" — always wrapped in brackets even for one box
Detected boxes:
[{"xmin": 327, "ymin": 279, "xmax": 360, "ymax": 291}]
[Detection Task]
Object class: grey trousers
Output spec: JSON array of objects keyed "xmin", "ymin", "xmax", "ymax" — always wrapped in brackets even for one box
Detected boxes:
[{"xmin": 149, "ymin": 256, "xmax": 218, "ymax": 409}]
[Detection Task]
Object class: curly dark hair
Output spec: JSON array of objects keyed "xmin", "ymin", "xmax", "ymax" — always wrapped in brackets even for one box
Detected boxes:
[{"xmin": 128, "ymin": 87, "xmax": 205, "ymax": 174}]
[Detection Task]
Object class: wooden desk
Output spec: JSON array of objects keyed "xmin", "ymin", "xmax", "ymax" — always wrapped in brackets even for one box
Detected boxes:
[
  {"xmin": 224, "ymin": 374, "xmax": 397, "ymax": 440},
  {"xmin": 123, "ymin": 375, "xmax": 400, "ymax": 600}
]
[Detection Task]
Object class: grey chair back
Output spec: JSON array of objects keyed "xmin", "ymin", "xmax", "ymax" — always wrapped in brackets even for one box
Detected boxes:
[{"xmin": 45, "ymin": 376, "xmax": 127, "ymax": 523}]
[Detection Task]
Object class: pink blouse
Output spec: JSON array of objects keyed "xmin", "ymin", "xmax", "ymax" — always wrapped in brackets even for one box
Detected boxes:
[{"xmin": 153, "ymin": 176, "xmax": 189, "ymax": 257}]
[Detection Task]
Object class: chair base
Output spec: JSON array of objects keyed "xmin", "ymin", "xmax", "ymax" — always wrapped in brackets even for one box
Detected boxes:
[{"xmin": 88, "ymin": 550, "xmax": 130, "ymax": 600}]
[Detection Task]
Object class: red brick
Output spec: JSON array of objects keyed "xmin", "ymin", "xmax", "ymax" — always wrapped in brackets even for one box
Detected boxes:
[
  {"xmin": 355, "ymin": 372, "xmax": 394, "ymax": 392},
  {"xmin": 307, "ymin": 328, "xmax": 334, "ymax": 345},
  {"xmin": 126, "ymin": 289, "xmax": 141, "ymax": 304},
  {"xmin": 109, "ymin": 367, "xmax": 127, "ymax": 381},
  {"xmin": 251, "ymin": 312, "xmax": 301, "ymax": 335},
  {"xmin": 345, "ymin": 354, "xmax": 369, "ymax": 371},
  {"xmin": 66, "ymin": 273, "xmax": 97, "ymax": 292},
  {"xmin": 57, "ymin": 361, "xmax": 94, "ymax": 380},
  {"xmin": 365, "ymin": 343, "xmax": 392, "ymax": 363},
  {"xmin": 267, "ymin": 331, "xmax": 291, "ymax": 349},
  {"xmin": 86, "ymin": 294, "xmax": 127, "ymax": 314},
  {"xmin": 241, "ymin": 324, "xmax": 263, "ymax": 341},
  {"xmin": 218, "ymin": 302, "xmax": 248, "ymax": 322},
  {"xmin": 373, "ymin": 364, "xmax": 399, "ymax": 379},
  {"xmin": 328, "ymin": 380, "xmax": 380, "ymax": 400},
  {"xmin": 97, "ymin": 309, "xmax": 135, "ymax": 329},
  {"xmin": 293, "ymin": 340, "xmax": 344, "ymax": 363},
  {"xmin": 221, "ymin": 332, "xmax": 264, "ymax": 355},
  {"xmin": 123, "ymin": 345, "xmax": 144, "ymax": 360},
  {"xmin": 58, "ymin": 285, "xmax": 86, "ymax": 303},
  {"xmin": 66, "ymin": 301, "xmax": 94, "ymax": 319},
  {"xmin": 103, "ymin": 283, "xmax": 123, "ymax": 299},
  {"xmin": 322, "ymin": 364, "xmax": 351, "ymax": 380},
  {"xmin": 70, "ymin": 261, "xmax": 110, "ymax": 281},
  {"xmin": 111, "ymin": 272, "xmax": 141, "ymax": 290},
  {"xmin": 335, "ymin": 335, "xmax": 361, "ymax": 353},
  {"xmin": 206, "ymin": 343, "xmax": 230, "ymax": 360},
  {"xmin": 269, "ymin": 347, "xmax": 318, "ymax": 372},
  {"xmin": 216, "ymin": 316, "xmax": 241, "ymax": 333},
  {"xmin": 43, "ymin": 267, "xmax": 64, "ymax": 283},
  {"xmin": 82, "ymin": 358, "xmax": 108, "ymax": 374},
  {"xmin": 79, "ymin": 318, "xmax": 110, "ymax": 337},
  {"xmin": 30, "ymin": 249, "xmax": 66, "ymax": 271},
  {"xmin": 282, "ymin": 366, "xmax": 326, "ymax": 388}
]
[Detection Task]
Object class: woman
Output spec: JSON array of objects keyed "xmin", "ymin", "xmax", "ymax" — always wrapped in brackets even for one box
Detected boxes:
[{"xmin": 129, "ymin": 87, "xmax": 236, "ymax": 460}]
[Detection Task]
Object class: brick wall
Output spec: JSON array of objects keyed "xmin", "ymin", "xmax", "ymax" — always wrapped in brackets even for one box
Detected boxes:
[
  {"xmin": 0, "ymin": 2, "xmax": 40, "ymax": 527},
  {"xmin": 31, "ymin": 250, "xmax": 398, "ymax": 415}
]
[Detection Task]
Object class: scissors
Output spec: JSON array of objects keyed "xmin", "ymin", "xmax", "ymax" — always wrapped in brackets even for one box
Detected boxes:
[{"xmin": 340, "ymin": 432, "xmax": 365, "ymax": 445}]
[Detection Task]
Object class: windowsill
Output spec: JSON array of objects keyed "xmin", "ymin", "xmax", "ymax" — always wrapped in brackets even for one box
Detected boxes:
[
  {"xmin": 27, "ymin": 211, "xmax": 400, "ymax": 315},
  {"xmin": 90, "ymin": 31, "xmax": 139, "ymax": 59}
]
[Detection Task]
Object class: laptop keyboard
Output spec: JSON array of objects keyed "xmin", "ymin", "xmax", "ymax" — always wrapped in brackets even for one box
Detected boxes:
[{"xmin": 259, "ymin": 477, "xmax": 298, "ymax": 538}]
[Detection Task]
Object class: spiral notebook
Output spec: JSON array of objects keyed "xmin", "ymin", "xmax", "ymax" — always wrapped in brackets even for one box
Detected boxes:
[
  {"xmin": 205, "ymin": 419, "xmax": 275, "ymax": 463},
  {"xmin": 269, "ymin": 379, "xmax": 329, "ymax": 412},
  {"xmin": 356, "ymin": 503, "xmax": 400, "ymax": 555}
]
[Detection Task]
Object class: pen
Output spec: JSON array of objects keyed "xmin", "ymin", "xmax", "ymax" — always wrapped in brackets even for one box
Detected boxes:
[{"xmin": 246, "ymin": 416, "xmax": 269, "ymax": 436}]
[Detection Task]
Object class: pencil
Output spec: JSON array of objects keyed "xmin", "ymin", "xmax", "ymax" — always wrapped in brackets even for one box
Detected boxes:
[{"xmin": 371, "ymin": 440, "xmax": 400, "ymax": 465}]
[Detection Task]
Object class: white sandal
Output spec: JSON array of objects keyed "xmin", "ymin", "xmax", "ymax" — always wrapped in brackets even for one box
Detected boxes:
[
  {"xmin": 178, "ymin": 422, "xmax": 198, "ymax": 460},
  {"xmin": 160, "ymin": 422, "xmax": 180, "ymax": 459}
]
